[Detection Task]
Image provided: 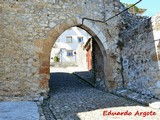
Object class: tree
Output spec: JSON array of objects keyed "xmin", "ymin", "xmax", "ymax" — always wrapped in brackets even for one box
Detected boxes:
[
  {"xmin": 54, "ymin": 56, "xmax": 59, "ymax": 62},
  {"xmin": 123, "ymin": 3, "xmax": 146, "ymax": 15}
]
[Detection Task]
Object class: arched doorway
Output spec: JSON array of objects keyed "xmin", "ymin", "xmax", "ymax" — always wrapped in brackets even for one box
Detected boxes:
[
  {"xmin": 39, "ymin": 17, "xmax": 117, "ymax": 95},
  {"xmin": 49, "ymin": 26, "xmax": 107, "ymax": 93}
]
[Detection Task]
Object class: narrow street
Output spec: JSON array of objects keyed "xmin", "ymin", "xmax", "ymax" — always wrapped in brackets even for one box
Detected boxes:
[{"xmin": 42, "ymin": 70, "xmax": 160, "ymax": 120}]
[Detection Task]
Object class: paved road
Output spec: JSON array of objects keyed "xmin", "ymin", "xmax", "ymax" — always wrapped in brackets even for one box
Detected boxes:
[{"xmin": 43, "ymin": 72, "xmax": 160, "ymax": 120}]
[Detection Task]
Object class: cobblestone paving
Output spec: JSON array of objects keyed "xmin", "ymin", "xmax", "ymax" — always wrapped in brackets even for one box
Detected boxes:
[
  {"xmin": 0, "ymin": 102, "xmax": 39, "ymax": 120},
  {"xmin": 43, "ymin": 72, "xmax": 160, "ymax": 120}
]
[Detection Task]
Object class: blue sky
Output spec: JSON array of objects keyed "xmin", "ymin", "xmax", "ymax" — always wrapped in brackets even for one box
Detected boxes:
[{"xmin": 120, "ymin": 0, "xmax": 160, "ymax": 16}]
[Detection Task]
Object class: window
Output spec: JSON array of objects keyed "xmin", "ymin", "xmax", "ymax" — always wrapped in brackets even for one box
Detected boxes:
[
  {"xmin": 77, "ymin": 37, "xmax": 83, "ymax": 43},
  {"xmin": 66, "ymin": 36, "xmax": 72, "ymax": 43},
  {"xmin": 67, "ymin": 50, "xmax": 73, "ymax": 56}
]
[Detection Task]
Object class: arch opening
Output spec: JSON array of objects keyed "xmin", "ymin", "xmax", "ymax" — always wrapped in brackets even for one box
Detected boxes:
[
  {"xmin": 48, "ymin": 25, "xmax": 108, "ymax": 94},
  {"xmin": 49, "ymin": 27, "xmax": 107, "ymax": 93},
  {"xmin": 39, "ymin": 18, "xmax": 114, "ymax": 95}
]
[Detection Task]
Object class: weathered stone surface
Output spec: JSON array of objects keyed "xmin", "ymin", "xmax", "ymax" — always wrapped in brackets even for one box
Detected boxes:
[
  {"xmin": 0, "ymin": 0, "xmax": 122, "ymax": 100},
  {"xmin": 156, "ymin": 81, "xmax": 160, "ymax": 88},
  {"xmin": 42, "ymin": 72, "xmax": 160, "ymax": 119},
  {"xmin": 0, "ymin": 0, "xmax": 160, "ymax": 100},
  {"xmin": 121, "ymin": 13, "xmax": 160, "ymax": 99},
  {"xmin": 0, "ymin": 101, "xmax": 39, "ymax": 120},
  {"xmin": 115, "ymin": 89, "xmax": 159, "ymax": 106}
]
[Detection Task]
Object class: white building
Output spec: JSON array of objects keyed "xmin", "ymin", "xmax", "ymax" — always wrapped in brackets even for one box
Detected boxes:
[{"xmin": 50, "ymin": 27, "xmax": 91, "ymax": 66}]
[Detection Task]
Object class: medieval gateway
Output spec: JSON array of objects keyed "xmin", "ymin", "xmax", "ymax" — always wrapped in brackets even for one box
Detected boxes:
[{"xmin": 0, "ymin": 0, "xmax": 160, "ymax": 103}]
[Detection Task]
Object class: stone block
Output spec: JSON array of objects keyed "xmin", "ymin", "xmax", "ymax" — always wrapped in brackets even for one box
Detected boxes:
[
  {"xmin": 0, "ymin": 40, "xmax": 4, "ymax": 47},
  {"xmin": 154, "ymin": 88, "xmax": 160, "ymax": 95},
  {"xmin": 151, "ymin": 53, "xmax": 159, "ymax": 61},
  {"xmin": 66, "ymin": 17, "xmax": 77, "ymax": 27},
  {"xmin": 33, "ymin": 40, "xmax": 44, "ymax": 48},
  {"xmin": 49, "ymin": 22, "xmax": 56, "ymax": 28},
  {"xmin": 0, "ymin": 67, "xmax": 5, "ymax": 73},
  {"xmin": 97, "ymin": 31, "xmax": 107, "ymax": 44},
  {"xmin": 40, "ymin": 79, "xmax": 49, "ymax": 89},
  {"xmin": 42, "ymin": 60, "xmax": 50, "ymax": 66},
  {"xmin": 48, "ymin": 29, "xmax": 60, "ymax": 41},
  {"xmin": 82, "ymin": 19, "xmax": 94, "ymax": 30},
  {"xmin": 38, "ymin": 52, "xmax": 45, "ymax": 60},
  {"xmin": 33, "ymin": 61, "xmax": 40, "ymax": 67},
  {"xmin": 0, "ymin": 6, "xmax": 2, "ymax": 13},
  {"xmin": 53, "ymin": 24, "xmax": 67, "ymax": 35},
  {"xmin": 108, "ymin": 81, "xmax": 117, "ymax": 90},
  {"xmin": 156, "ymin": 81, "xmax": 160, "ymax": 88},
  {"xmin": 42, "ymin": 39, "xmax": 53, "ymax": 53},
  {"xmin": 39, "ymin": 66, "xmax": 50, "ymax": 74}
]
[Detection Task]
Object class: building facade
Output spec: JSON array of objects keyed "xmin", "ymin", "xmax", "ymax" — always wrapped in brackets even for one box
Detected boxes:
[{"xmin": 50, "ymin": 27, "xmax": 91, "ymax": 65}]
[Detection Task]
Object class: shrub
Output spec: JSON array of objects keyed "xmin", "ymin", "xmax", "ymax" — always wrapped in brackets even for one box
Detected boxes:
[{"xmin": 54, "ymin": 56, "xmax": 59, "ymax": 62}]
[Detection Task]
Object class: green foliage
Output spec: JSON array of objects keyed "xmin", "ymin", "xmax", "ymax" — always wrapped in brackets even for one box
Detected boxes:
[
  {"xmin": 129, "ymin": 4, "xmax": 139, "ymax": 12},
  {"xmin": 54, "ymin": 56, "xmax": 59, "ymax": 62},
  {"xmin": 123, "ymin": 3, "xmax": 146, "ymax": 15}
]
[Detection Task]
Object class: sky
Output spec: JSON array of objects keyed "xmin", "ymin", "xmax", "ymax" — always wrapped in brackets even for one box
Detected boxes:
[{"xmin": 120, "ymin": 0, "xmax": 160, "ymax": 17}]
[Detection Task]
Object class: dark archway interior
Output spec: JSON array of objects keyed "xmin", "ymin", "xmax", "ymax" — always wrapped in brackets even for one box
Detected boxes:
[{"xmin": 92, "ymin": 39, "xmax": 107, "ymax": 91}]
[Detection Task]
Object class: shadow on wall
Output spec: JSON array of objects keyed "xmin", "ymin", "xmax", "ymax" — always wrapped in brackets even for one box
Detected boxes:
[{"xmin": 92, "ymin": 40, "xmax": 107, "ymax": 91}]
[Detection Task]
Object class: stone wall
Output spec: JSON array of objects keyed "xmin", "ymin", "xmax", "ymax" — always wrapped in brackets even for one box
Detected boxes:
[
  {"xmin": 1, "ymin": 0, "xmax": 160, "ymax": 100},
  {"xmin": 121, "ymin": 14, "xmax": 160, "ymax": 99},
  {"xmin": 0, "ymin": 0, "xmax": 124, "ymax": 100},
  {"xmin": 76, "ymin": 44, "xmax": 88, "ymax": 69}
]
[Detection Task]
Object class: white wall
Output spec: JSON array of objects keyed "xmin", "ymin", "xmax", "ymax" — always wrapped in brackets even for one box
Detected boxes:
[
  {"xmin": 51, "ymin": 27, "xmax": 91, "ymax": 63},
  {"xmin": 76, "ymin": 44, "xmax": 88, "ymax": 69}
]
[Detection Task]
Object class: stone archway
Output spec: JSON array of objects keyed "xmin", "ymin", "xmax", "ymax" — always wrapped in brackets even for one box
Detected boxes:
[
  {"xmin": 1, "ymin": 0, "xmax": 125, "ymax": 100},
  {"xmin": 37, "ymin": 17, "xmax": 113, "ymax": 95}
]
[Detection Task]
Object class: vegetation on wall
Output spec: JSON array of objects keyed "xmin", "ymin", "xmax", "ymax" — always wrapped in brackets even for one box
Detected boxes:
[{"xmin": 123, "ymin": 3, "xmax": 146, "ymax": 15}]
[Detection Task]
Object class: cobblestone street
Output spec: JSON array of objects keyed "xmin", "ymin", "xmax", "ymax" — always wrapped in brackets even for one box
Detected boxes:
[{"xmin": 42, "ymin": 69, "xmax": 160, "ymax": 120}]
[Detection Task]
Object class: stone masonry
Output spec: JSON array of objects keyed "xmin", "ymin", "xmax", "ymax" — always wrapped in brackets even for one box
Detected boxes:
[
  {"xmin": 0, "ymin": 0, "xmax": 123, "ymax": 100},
  {"xmin": 121, "ymin": 13, "xmax": 160, "ymax": 99},
  {"xmin": 0, "ymin": 0, "xmax": 160, "ymax": 100}
]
